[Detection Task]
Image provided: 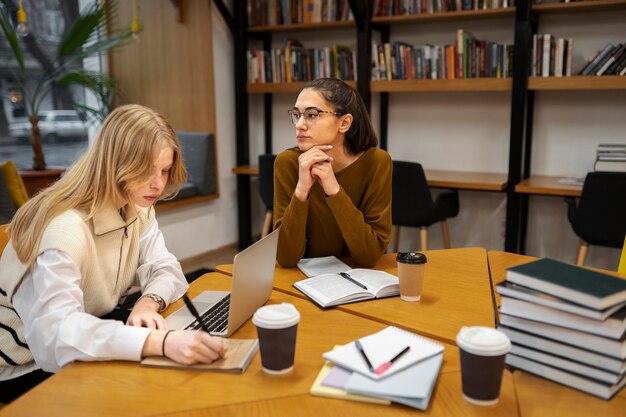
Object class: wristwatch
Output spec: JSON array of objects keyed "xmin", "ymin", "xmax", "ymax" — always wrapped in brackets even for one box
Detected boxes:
[{"xmin": 138, "ymin": 293, "xmax": 166, "ymax": 312}]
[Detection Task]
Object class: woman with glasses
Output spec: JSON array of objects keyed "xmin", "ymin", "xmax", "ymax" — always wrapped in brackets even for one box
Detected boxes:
[{"xmin": 274, "ymin": 78, "xmax": 392, "ymax": 268}]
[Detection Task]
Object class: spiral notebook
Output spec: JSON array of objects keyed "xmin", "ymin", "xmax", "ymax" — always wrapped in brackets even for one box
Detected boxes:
[{"xmin": 322, "ymin": 326, "xmax": 444, "ymax": 380}]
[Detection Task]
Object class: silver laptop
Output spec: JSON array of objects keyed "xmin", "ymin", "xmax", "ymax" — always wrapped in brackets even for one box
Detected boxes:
[{"xmin": 166, "ymin": 228, "xmax": 279, "ymax": 337}]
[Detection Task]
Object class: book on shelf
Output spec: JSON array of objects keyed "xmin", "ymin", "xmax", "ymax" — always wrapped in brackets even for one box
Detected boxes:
[
  {"xmin": 597, "ymin": 43, "xmax": 626, "ymax": 76},
  {"xmin": 510, "ymin": 343, "xmax": 625, "ymax": 385},
  {"xmin": 506, "ymin": 353, "xmax": 626, "ymax": 400},
  {"xmin": 496, "ymin": 282, "xmax": 626, "ymax": 320},
  {"xmin": 579, "ymin": 43, "xmax": 618, "ymax": 76},
  {"xmin": 141, "ymin": 338, "xmax": 258, "ymax": 373},
  {"xmin": 310, "ymin": 359, "xmax": 391, "ymax": 405},
  {"xmin": 498, "ymin": 325, "xmax": 626, "ymax": 374},
  {"xmin": 322, "ymin": 326, "xmax": 445, "ymax": 380},
  {"xmin": 594, "ymin": 160, "xmax": 626, "ymax": 173},
  {"xmin": 500, "ymin": 314, "xmax": 626, "ymax": 359},
  {"xmin": 505, "ymin": 258, "xmax": 626, "ymax": 310},
  {"xmin": 597, "ymin": 143, "xmax": 626, "ymax": 155},
  {"xmin": 500, "ymin": 296, "xmax": 626, "ymax": 339},
  {"xmin": 293, "ymin": 267, "xmax": 400, "ymax": 308}
]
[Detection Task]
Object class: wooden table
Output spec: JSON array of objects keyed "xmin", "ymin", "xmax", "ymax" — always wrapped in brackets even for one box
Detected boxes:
[
  {"xmin": 0, "ymin": 272, "xmax": 519, "ymax": 417},
  {"xmin": 217, "ymin": 248, "xmax": 497, "ymax": 345},
  {"xmin": 487, "ymin": 251, "xmax": 626, "ymax": 416},
  {"xmin": 515, "ymin": 175, "xmax": 582, "ymax": 197},
  {"xmin": 232, "ymin": 166, "xmax": 508, "ymax": 192}
]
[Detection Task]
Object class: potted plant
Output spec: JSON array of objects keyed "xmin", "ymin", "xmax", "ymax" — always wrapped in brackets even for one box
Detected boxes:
[{"xmin": 0, "ymin": 1, "xmax": 133, "ymax": 178}]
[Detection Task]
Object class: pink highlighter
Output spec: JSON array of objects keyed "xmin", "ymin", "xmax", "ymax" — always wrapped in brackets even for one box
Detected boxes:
[{"xmin": 374, "ymin": 345, "xmax": 411, "ymax": 375}]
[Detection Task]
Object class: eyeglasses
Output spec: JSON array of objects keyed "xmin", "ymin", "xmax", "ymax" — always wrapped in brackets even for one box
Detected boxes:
[{"xmin": 287, "ymin": 108, "xmax": 343, "ymax": 125}]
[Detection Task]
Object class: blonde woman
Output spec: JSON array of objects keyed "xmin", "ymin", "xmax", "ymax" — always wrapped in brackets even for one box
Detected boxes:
[{"xmin": 0, "ymin": 105, "xmax": 224, "ymax": 402}]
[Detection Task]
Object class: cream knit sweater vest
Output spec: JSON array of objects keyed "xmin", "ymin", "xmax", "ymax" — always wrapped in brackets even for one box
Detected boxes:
[{"xmin": 0, "ymin": 204, "xmax": 153, "ymax": 367}]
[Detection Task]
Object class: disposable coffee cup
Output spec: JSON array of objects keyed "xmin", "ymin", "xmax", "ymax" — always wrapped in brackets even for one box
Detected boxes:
[
  {"xmin": 456, "ymin": 326, "xmax": 511, "ymax": 406},
  {"xmin": 252, "ymin": 303, "xmax": 300, "ymax": 375},
  {"xmin": 396, "ymin": 252, "xmax": 427, "ymax": 301}
]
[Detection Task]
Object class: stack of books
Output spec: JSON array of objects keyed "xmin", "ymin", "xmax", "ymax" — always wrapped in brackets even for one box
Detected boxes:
[
  {"xmin": 594, "ymin": 144, "xmax": 626, "ymax": 173},
  {"xmin": 310, "ymin": 326, "xmax": 444, "ymax": 410},
  {"xmin": 496, "ymin": 258, "xmax": 626, "ymax": 399},
  {"xmin": 578, "ymin": 42, "xmax": 626, "ymax": 76}
]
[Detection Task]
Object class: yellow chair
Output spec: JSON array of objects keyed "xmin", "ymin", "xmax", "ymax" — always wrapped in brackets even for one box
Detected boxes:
[
  {"xmin": 617, "ymin": 236, "xmax": 626, "ymax": 274},
  {"xmin": 0, "ymin": 223, "xmax": 9, "ymax": 255}
]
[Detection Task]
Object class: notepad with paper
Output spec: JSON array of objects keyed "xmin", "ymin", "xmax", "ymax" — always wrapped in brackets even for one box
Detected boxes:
[
  {"xmin": 322, "ymin": 326, "xmax": 444, "ymax": 380},
  {"xmin": 342, "ymin": 353, "xmax": 443, "ymax": 410}
]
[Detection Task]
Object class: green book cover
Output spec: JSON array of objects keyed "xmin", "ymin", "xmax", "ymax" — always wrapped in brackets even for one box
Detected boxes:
[{"xmin": 506, "ymin": 258, "xmax": 626, "ymax": 310}]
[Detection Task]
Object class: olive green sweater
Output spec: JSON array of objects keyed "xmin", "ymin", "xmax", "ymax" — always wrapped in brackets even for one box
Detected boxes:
[{"xmin": 273, "ymin": 147, "xmax": 392, "ymax": 268}]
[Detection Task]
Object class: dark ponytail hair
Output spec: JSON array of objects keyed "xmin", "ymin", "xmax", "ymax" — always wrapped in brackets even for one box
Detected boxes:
[{"xmin": 302, "ymin": 78, "xmax": 378, "ymax": 155}]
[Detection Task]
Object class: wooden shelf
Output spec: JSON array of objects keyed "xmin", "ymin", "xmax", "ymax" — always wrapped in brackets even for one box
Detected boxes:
[
  {"xmin": 247, "ymin": 80, "xmax": 357, "ymax": 94},
  {"xmin": 233, "ymin": 165, "xmax": 507, "ymax": 191},
  {"xmin": 515, "ymin": 175, "xmax": 582, "ymax": 197},
  {"xmin": 371, "ymin": 78, "xmax": 512, "ymax": 93},
  {"xmin": 529, "ymin": 76, "xmax": 626, "ymax": 91},
  {"xmin": 248, "ymin": 20, "xmax": 354, "ymax": 33},
  {"xmin": 371, "ymin": 7, "xmax": 515, "ymax": 24},
  {"xmin": 532, "ymin": 0, "xmax": 626, "ymax": 14}
]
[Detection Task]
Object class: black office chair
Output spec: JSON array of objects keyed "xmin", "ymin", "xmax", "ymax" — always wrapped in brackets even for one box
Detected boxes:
[
  {"xmin": 392, "ymin": 161, "xmax": 459, "ymax": 252},
  {"xmin": 564, "ymin": 171, "xmax": 626, "ymax": 266},
  {"xmin": 258, "ymin": 154, "xmax": 277, "ymax": 239}
]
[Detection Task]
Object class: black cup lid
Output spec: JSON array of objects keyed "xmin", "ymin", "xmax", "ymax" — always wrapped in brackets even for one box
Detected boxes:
[{"xmin": 396, "ymin": 251, "xmax": 427, "ymax": 264}]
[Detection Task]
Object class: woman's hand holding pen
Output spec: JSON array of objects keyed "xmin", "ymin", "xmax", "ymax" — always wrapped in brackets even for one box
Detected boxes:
[{"xmin": 141, "ymin": 330, "xmax": 225, "ymax": 364}]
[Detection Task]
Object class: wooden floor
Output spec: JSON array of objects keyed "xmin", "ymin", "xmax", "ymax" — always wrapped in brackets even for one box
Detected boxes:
[{"xmin": 179, "ymin": 242, "xmax": 240, "ymax": 274}]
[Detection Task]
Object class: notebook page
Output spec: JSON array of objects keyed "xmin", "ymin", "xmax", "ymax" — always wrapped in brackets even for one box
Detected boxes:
[{"xmin": 323, "ymin": 326, "xmax": 444, "ymax": 380}]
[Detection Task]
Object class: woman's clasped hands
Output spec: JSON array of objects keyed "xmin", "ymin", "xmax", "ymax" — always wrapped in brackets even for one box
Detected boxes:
[{"xmin": 295, "ymin": 145, "xmax": 340, "ymax": 200}]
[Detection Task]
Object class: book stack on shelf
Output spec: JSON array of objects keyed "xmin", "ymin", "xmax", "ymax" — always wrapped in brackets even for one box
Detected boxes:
[
  {"xmin": 248, "ymin": 0, "xmax": 353, "ymax": 27},
  {"xmin": 372, "ymin": 0, "xmax": 513, "ymax": 15},
  {"xmin": 248, "ymin": 40, "xmax": 355, "ymax": 83},
  {"xmin": 371, "ymin": 29, "xmax": 512, "ymax": 80},
  {"xmin": 496, "ymin": 258, "xmax": 626, "ymax": 399},
  {"xmin": 531, "ymin": 34, "xmax": 574, "ymax": 77},
  {"xmin": 594, "ymin": 143, "xmax": 626, "ymax": 173},
  {"xmin": 578, "ymin": 42, "xmax": 626, "ymax": 76},
  {"xmin": 311, "ymin": 326, "xmax": 445, "ymax": 410}
]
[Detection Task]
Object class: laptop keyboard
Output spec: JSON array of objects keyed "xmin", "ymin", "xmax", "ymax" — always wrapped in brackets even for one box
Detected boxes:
[{"xmin": 184, "ymin": 294, "xmax": 231, "ymax": 333}]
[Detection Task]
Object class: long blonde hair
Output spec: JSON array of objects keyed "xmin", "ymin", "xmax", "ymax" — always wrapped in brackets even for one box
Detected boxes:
[{"xmin": 10, "ymin": 104, "xmax": 187, "ymax": 264}]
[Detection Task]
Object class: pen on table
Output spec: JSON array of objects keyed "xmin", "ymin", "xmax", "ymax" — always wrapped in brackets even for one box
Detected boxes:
[
  {"xmin": 339, "ymin": 272, "xmax": 368, "ymax": 290},
  {"xmin": 374, "ymin": 345, "xmax": 411, "ymax": 375},
  {"xmin": 354, "ymin": 339, "xmax": 374, "ymax": 373},
  {"xmin": 182, "ymin": 294, "xmax": 211, "ymax": 333}
]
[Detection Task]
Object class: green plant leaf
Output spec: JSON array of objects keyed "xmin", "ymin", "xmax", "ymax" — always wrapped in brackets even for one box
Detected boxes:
[
  {"xmin": 0, "ymin": 5, "xmax": 25, "ymax": 73},
  {"xmin": 57, "ymin": 1, "xmax": 104, "ymax": 57}
]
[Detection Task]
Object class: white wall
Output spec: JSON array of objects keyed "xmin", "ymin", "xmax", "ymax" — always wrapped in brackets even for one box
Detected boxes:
[
  {"xmin": 155, "ymin": 2, "xmax": 264, "ymax": 260},
  {"xmin": 158, "ymin": 5, "xmax": 625, "ymax": 270}
]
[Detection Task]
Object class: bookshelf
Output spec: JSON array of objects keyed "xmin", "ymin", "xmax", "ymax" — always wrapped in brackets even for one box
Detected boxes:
[
  {"xmin": 507, "ymin": 0, "xmax": 626, "ymax": 253},
  {"xmin": 215, "ymin": 0, "xmax": 626, "ymax": 252}
]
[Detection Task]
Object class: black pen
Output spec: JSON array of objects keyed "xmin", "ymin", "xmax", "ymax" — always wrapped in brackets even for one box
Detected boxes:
[
  {"xmin": 374, "ymin": 345, "xmax": 411, "ymax": 375},
  {"xmin": 354, "ymin": 339, "xmax": 374, "ymax": 373},
  {"xmin": 339, "ymin": 272, "xmax": 368, "ymax": 290},
  {"xmin": 182, "ymin": 294, "xmax": 210, "ymax": 333}
]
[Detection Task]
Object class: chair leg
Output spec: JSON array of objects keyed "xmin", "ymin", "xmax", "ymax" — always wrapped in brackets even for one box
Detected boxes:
[
  {"xmin": 420, "ymin": 226, "xmax": 428, "ymax": 251},
  {"xmin": 441, "ymin": 220, "xmax": 451, "ymax": 249},
  {"xmin": 261, "ymin": 211, "xmax": 272, "ymax": 239},
  {"xmin": 393, "ymin": 225, "xmax": 401, "ymax": 253},
  {"xmin": 576, "ymin": 240, "xmax": 589, "ymax": 266}
]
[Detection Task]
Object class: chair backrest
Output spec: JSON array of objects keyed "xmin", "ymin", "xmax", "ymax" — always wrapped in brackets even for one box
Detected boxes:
[
  {"xmin": 176, "ymin": 132, "xmax": 217, "ymax": 197},
  {"xmin": 0, "ymin": 224, "xmax": 10, "ymax": 256},
  {"xmin": 570, "ymin": 171, "xmax": 626, "ymax": 248},
  {"xmin": 391, "ymin": 160, "xmax": 436, "ymax": 227},
  {"xmin": 258, "ymin": 154, "xmax": 277, "ymax": 209}
]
